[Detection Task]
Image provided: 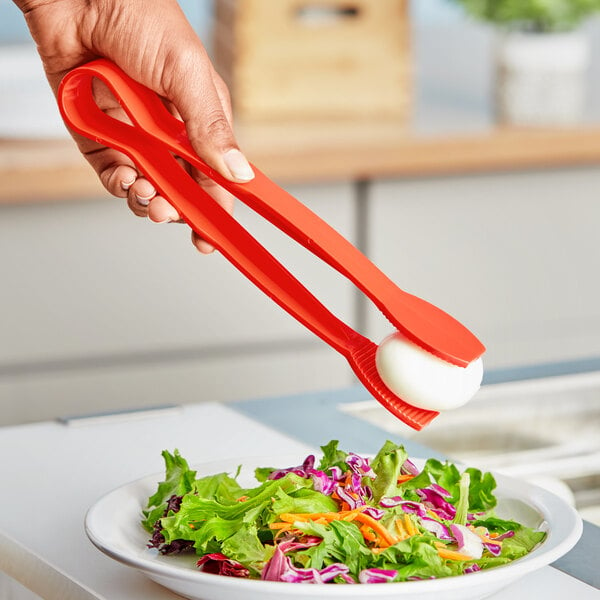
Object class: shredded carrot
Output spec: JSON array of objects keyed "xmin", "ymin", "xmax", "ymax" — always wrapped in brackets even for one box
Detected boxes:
[
  {"xmin": 434, "ymin": 541, "xmax": 473, "ymax": 561},
  {"xmin": 342, "ymin": 509, "xmax": 363, "ymax": 521},
  {"xmin": 437, "ymin": 547, "xmax": 473, "ymax": 561},
  {"xmin": 479, "ymin": 534, "xmax": 501, "ymax": 545},
  {"xmin": 468, "ymin": 525, "xmax": 502, "ymax": 545},
  {"xmin": 395, "ymin": 519, "xmax": 408, "ymax": 540},
  {"xmin": 274, "ymin": 508, "xmax": 398, "ymax": 547},
  {"xmin": 236, "ymin": 495, "xmax": 249, "ymax": 502},
  {"xmin": 351, "ymin": 512, "xmax": 398, "ymax": 546},
  {"xmin": 397, "ymin": 474, "xmax": 415, "ymax": 484},
  {"xmin": 360, "ymin": 524, "xmax": 378, "ymax": 542},
  {"xmin": 269, "ymin": 522, "xmax": 299, "ymax": 541},
  {"xmin": 278, "ymin": 512, "xmax": 329, "ymax": 523},
  {"xmin": 279, "ymin": 507, "xmax": 365, "ymax": 523},
  {"xmin": 403, "ymin": 513, "xmax": 418, "ymax": 537}
]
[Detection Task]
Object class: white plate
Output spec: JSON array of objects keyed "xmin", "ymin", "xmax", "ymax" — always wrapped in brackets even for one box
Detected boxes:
[{"xmin": 85, "ymin": 455, "xmax": 582, "ymax": 600}]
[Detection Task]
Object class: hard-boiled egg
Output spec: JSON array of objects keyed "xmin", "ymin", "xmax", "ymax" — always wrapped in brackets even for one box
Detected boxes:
[{"xmin": 375, "ymin": 332, "xmax": 483, "ymax": 411}]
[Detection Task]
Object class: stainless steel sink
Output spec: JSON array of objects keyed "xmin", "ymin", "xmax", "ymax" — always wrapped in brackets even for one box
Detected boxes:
[{"xmin": 340, "ymin": 370, "xmax": 600, "ymax": 524}]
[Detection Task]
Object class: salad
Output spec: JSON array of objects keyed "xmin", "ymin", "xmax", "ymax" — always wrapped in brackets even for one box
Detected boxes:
[{"xmin": 142, "ymin": 440, "xmax": 546, "ymax": 584}]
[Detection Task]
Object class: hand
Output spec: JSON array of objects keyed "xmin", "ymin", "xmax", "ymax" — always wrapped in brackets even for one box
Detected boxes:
[{"xmin": 14, "ymin": 0, "xmax": 254, "ymax": 253}]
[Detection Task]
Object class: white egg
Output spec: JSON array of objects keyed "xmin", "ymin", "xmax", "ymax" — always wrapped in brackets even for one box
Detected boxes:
[{"xmin": 375, "ymin": 332, "xmax": 483, "ymax": 411}]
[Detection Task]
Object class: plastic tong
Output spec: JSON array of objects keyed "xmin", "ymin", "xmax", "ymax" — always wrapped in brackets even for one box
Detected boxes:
[{"xmin": 57, "ymin": 59, "xmax": 485, "ymax": 430}]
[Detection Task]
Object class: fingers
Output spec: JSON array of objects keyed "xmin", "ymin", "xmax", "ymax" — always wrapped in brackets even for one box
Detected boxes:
[
  {"xmin": 191, "ymin": 231, "xmax": 216, "ymax": 255},
  {"xmin": 103, "ymin": 163, "xmax": 138, "ymax": 197},
  {"xmin": 80, "ymin": 143, "xmax": 138, "ymax": 198},
  {"xmin": 86, "ymin": 138, "xmax": 232, "ymax": 255},
  {"xmin": 80, "ymin": 139, "xmax": 179, "ymax": 224},
  {"xmin": 145, "ymin": 194, "xmax": 178, "ymax": 223}
]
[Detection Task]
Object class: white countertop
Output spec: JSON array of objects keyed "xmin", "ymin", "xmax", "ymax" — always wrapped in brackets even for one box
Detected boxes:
[{"xmin": 0, "ymin": 402, "xmax": 597, "ymax": 599}]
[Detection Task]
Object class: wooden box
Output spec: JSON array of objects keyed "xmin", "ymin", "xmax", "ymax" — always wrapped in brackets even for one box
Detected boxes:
[{"xmin": 214, "ymin": 0, "xmax": 411, "ymax": 121}]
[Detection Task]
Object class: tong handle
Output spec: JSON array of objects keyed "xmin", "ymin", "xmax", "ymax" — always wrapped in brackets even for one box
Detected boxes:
[
  {"xmin": 59, "ymin": 60, "xmax": 485, "ymax": 367},
  {"xmin": 58, "ymin": 62, "xmax": 365, "ymax": 356}
]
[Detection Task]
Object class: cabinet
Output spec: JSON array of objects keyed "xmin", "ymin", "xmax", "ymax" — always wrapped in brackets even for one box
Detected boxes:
[
  {"xmin": 0, "ymin": 182, "xmax": 358, "ymax": 425},
  {"xmin": 365, "ymin": 168, "xmax": 600, "ymax": 370}
]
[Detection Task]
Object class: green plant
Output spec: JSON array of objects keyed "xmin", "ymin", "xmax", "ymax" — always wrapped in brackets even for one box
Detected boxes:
[{"xmin": 451, "ymin": 0, "xmax": 600, "ymax": 32}]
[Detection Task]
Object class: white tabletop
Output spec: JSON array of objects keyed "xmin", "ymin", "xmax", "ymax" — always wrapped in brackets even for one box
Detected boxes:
[{"xmin": 0, "ymin": 402, "xmax": 597, "ymax": 599}]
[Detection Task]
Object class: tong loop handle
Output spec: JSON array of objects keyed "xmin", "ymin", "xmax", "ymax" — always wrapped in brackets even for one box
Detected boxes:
[{"xmin": 58, "ymin": 60, "xmax": 364, "ymax": 355}]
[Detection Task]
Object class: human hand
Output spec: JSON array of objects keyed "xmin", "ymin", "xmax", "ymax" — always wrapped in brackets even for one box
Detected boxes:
[{"xmin": 14, "ymin": 0, "xmax": 253, "ymax": 253}]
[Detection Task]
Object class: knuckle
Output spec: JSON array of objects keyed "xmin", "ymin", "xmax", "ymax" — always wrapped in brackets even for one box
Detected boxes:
[
  {"xmin": 213, "ymin": 72, "xmax": 232, "ymax": 103},
  {"xmin": 100, "ymin": 167, "xmax": 120, "ymax": 196},
  {"xmin": 205, "ymin": 110, "xmax": 233, "ymax": 142}
]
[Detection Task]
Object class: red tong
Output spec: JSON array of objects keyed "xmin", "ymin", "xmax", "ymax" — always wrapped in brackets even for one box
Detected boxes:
[{"xmin": 57, "ymin": 59, "xmax": 485, "ymax": 430}]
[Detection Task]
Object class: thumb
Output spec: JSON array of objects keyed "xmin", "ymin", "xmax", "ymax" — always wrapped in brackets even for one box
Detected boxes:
[{"xmin": 160, "ymin": 46, "xmax": 254, "ymax": 184}]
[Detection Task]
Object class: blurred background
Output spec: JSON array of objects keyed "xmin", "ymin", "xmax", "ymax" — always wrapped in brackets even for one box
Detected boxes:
[{"xmin": 0, "ymin": 0, "xmax": 599, "ymax": 519}]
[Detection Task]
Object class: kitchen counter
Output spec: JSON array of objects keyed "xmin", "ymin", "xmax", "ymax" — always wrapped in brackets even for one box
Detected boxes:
[
  {"xmin": 3, "ymin": 18, "xmax": 600, "ymax": 203},
  {"xmin": 0, "ymin": 388, "xmax": 598, "ymax": 599},
  {"xmin": 3, "ymin": 122, "xmax": 600, "ymax": 203}
]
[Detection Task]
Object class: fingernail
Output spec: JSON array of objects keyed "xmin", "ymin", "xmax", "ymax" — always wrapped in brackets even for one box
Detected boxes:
[
  {"xmin": 136, "ymin": 194, "xmax": 152, "ymax": 207},
  {"xmin": 121, "ymin": 177, "xmax": 136, "ymax": 191},
  {"xmin": 223, "ymin": 149, "xmax": 254, "ymax": 182}
]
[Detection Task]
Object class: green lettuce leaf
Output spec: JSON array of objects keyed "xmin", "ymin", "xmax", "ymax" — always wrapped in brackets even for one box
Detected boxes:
[
  {"xmin": 406, "ymin": 458, "xmax": 497, "ymax": 512},
  {"xmin": 376, "ymin": 536, "xmax": 455, "ymax": 580},
  {"xmin": 159, "ymin": 473, "xmax": 311, "ymax": 556},
  {"xmin": 270, "ymin": 486, "xmax": 339, "ymax": 516},
  {"xmin": 472, "ymin": 516, "xmax": 523, "ymax": 533},
  {"xmin": 498, "ymin": 526, "xmax": 546, "ymax": 560},
  {"xmin": 464, "ymin": 467, "xmax": 497, "ymax": 511},
  {"xmin": 453, "ymin": 471, "xmax": 471, "ymax": 525},
  {"xmin": 370, "ymin": 440, "xmax": 408, "ymax": 502},
  {"xmin": 220, "ymin": 523, "xmax": 270, "ymax": 576},
  {"xmin": 475, "ymin": 525, "xmax": 546, "ymax": 571},
  {"xmin": 141, "ymin": 449, "xmax": 197, "ymax": 531},
  {"xmin": 147, "ymin": 450, "xmax": 197, "ymax": 506},
  {"xmin": 194, "ymin": 471, "xmax": 243, "ymax": 503},
  {"xmin": 398, "ymin": 468, "xmax": 432, "ymax": 494},
  {"xmin": 294, "ymin": 519, "xmax": 372, "ymax": 576},
  {"xmin": 421, "ymin": 458, "xmax": 462, "ymax": 501},
  {"xmin": 317, "ymin": 440, "xmax": 349, "ymax": 472},
  {"xmin": 254, "ymin": 467, "xmax": 276, "ymax": 482}
]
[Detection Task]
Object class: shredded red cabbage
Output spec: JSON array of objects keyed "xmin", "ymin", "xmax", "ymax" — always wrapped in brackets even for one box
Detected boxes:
[
  {"xmin": 464, "ymin": 564, "xmax": 481, "ymax": 574},
  {"xmin": 401, "ymin": 458, "xmax": 419, "ymax": 476},
  {"xmin": 416, "ymin": 488, "xmax": 457, "ymax": 520},
  {"xmin": 197, "ymin": 553, "xmax": 250, "ymax": 578},
  {"xmin": 358, "ymin": 568, "xmax": 398, "ymax": 583},
  {"xmin": 261, "ymin": 542, "xmax": 349, "ymax": 583},
  {"xmin": 346, "ymin": 453, "xmax": 376, "ymax": 479},
  {"xmin": 421, "ymin": 517, "xmax": 453, "ymax": 540}
]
